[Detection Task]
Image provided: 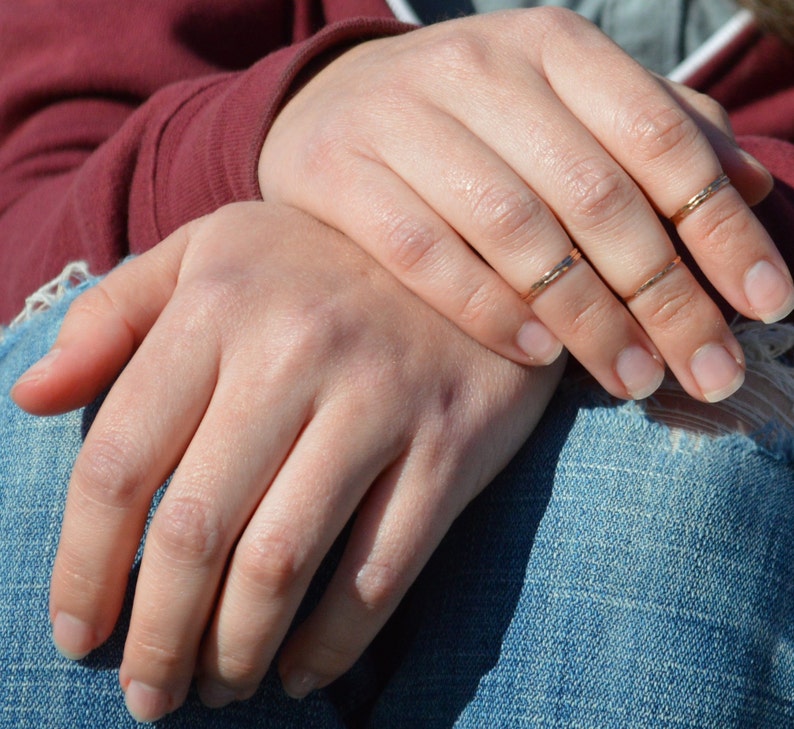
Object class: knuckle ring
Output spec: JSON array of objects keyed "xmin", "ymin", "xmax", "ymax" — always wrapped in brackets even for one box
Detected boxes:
[
  {"xmin": 669, "ymin": 173, "xmax": 730, "ymax": 225},
  {"xmin": 624, "ymin": 255, "xmax": 682, "ymax": 303},
  {"xmin": 522, "ymin": 248, "xmax": 582, "ymax": 302}
]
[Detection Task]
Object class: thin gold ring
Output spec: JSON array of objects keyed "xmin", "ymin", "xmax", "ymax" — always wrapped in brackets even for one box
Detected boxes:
[
  {"xmin": 625, "ymin": 255, "xmax": 682, "ymax": 303},
  {"xmin": 522, "ymin": 248, "xmax": 582, "ymax": 302},
  {"xmin": 670, "ymin": 173, "xmax": 730, "ymax": 225}
]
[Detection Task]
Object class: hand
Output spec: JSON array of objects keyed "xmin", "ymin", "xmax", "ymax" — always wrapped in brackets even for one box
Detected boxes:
[
  {"xmin": 259, "ymin": 7, "xmax": 794, "ymax": 403},
  {"xmin": 12, "ymin": 202, "xmax": 564, "ymax": 722}
]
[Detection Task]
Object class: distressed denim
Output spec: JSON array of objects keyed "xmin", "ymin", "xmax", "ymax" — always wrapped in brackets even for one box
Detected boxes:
[{"xmin": 1, "ymin": 268, "xmax": 793, "ymax": 728}]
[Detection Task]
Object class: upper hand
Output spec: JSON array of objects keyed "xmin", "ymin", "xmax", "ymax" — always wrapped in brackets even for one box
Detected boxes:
[
  {"xmin": 259, "ymin": 7, "xmax": 794, "ymax": 403},
  {"xmin": 12, "ymin": 201, "xmax": 564, "ymax": 722}
]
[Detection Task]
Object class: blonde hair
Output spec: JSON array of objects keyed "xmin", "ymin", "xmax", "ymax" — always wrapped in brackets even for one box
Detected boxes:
[{"xmin": 739, "ymin": 0, "xmax": 794, "ymax": 44}]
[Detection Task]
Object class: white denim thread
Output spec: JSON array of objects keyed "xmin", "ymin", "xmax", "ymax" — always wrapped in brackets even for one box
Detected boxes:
[{"xmin": 0, "ymin": 261, "xmax": 91, "ymax": 343}]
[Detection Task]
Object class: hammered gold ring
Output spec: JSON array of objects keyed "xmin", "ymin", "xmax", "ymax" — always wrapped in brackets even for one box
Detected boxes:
[
  {"xmin": 624, "ymin": 255, "xmax": 682, "ymax": 303},
  {"xmin": 522, "ymin": 248, "xmax": 582, "ymax": 302},
  {"xmin": 670, "ymin": 173, "xmax": 730, "ymax": 225}
]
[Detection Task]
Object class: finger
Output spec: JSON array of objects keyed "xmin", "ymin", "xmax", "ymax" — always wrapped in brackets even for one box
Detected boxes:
[
  {"xmin": 654, "ymin": 76, "xmax": 774, "ymax": 207},
  {"xmin": 292, "ymin": 101, "xmax": 669, "ymax": 398},
  {"xmin": 11, "ymin": 228, "xmax": 189, "ymax": 415},
  {"xmin": 276, "ymin": 337, "xmax": 566, "ymax": 696},
  {"xmin": 366, "ymin": 105, "xmax": 669, "ymax": 399},
  {"xmin": 194, "ymin": 392, "xmax": 401, "ymax": 708},
  {"xmin": 409, "ymin": 22, "xmax": 753, "ymax": 398},
  {"xmin": 48, "ymin": 289, "xmax": 217, "ymax": 664},
  {"xmin": 288, "ymin": 152, "xmax": 563, "ymax": 366},
  {"xmin": 531, "ymin": 13, "xmax": 794, "ymax": 324},
  {"xmin": 624, "ymin": 261, "xmax": 746, "ymax": 402},
  {"xmin": 275, "ymin": 440, "xmax": 468, "ymax": 698},
  {"xmin": 117, "ymin": 355, "xmax": 315, "ymax": 722}
]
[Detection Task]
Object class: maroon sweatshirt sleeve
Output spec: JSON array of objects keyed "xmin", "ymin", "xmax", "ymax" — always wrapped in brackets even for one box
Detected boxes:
[
  {"xmin": 3, "ymin": 4, "xmax": 794, "ymax": 326},
  {"xmin": 0, "ymin": 0, "xmax": 407, "ymax": 322}
]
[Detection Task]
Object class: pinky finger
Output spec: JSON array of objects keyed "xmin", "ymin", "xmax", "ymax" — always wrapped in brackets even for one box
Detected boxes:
[{"xmin": 275, "ymin": 458, "xmax": 461, "ymax": 699}]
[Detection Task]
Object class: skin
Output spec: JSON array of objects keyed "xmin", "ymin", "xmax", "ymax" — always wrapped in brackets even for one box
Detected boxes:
[
  {"xmin": 13, "ymin": 202, "xmax": 565, "ymax": 722},
  {"xmin": 260, "ymin": 8, "xmax": 792, "ymax": 403},
  {"xmin": 10, "ymin": 7, "xmax": 794, "ymax": 722}
]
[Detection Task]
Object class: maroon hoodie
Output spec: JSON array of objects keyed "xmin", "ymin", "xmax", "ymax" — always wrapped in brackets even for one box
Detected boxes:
[{"xmin": 1, "ymin": 1, "xmax": 793, "ymax": 323}]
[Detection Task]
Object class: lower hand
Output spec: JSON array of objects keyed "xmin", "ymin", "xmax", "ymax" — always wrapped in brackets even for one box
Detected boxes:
[{"xmin": 12, "ymin": 202, "xmax": 564, "ymax": 722}]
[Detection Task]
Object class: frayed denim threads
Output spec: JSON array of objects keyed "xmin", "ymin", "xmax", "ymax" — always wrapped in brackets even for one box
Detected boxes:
[{"xmin": 2, "ymin": 267, "xmax": 793, "ymax": 727}]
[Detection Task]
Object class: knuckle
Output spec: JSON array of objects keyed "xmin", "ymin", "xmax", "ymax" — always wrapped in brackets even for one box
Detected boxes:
[
  {"xmin": 299, "ymin": 123, "xmax": 350, "ymax": 181},
  {"xmin": 307, "ymin": 632, "xmax": 359, "ymax": 676},
  {"xmin": 533, "ymin": 5, "xmax": 587, "ymax": 35},
  {"xmin": 625, "ymin": 102, "xmax": 699, "ymax": 164},
  {"xmin": 562, "ymin": 157, "xmax": 633, "ymax": 226},
  {"xmin": 215, "ymin": 653, "xmax": 263, "ymax": 687},
  {"xmin": 381, "ymin": 214, "xmax": 446, "ymax": 275},
  {"xmin": 694, "ymin": 204, "xmax": 751, "ymax": 258},
  {"xmin": 54, "ymin": 547, "xmax": 109, "ymax": 605},
  {"xmin": 237, "ymin": 524, "xmax": 304, "ymax": 598},
  {"xmin": 641, "ymin": 282, "xmax": 700, "ymax": 334},
  {"xmin": 278, "ymin": 292, "xmax": 368, "ymax": 365},
  {"xmin": 72, "ymin": 428, "xmax": 146, "ymax": 509},
  {"xmin": 472, "ymin": 184, "xmax": 544, "ymax": 254},
  {"xmin": 455, "ymin": 279, "xmax": 494, "ymax": 327},
  {"xmin": 127, "ymin": 633, "xmax": 184, "ymax": 675},
  {"xmin": 179, "ymin": 277, "xmax": 238, "ymax": 325},
  {"xmin": 695, "ymin": 93, "xmax": 732, "ymax": 134},
  {"xmin": 347, "ymin": 558, "xmax": 404, "ymax": 613},
  {"xmin": 558, "ymin": 291, "xmax": 614, "ymax": 342},
  {"xmin": 429, "ymin": 31, "xmax": 493, "ymax": 78},
  {"xmin": 152, "ymin": 495, "xmax": 224, "ymax": 566},
  {"xmin": 66, "ymin": 284, "xmax": 114, "ymax": 324},
  {"xmin": 156, "ymin": 280, "xmax": 230, "ymax": 349},
  {"xmin": 339, "ymin": 362, "xmax": 405, "ymax": 411}
]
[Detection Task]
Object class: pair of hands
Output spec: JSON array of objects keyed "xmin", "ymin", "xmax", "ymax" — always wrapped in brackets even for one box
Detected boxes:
[
  {"xmin": 14, "ymin": 202, "xmax": 564, "ymax": 722},
  {"xmin": 11, "ymin": 7, "xmax": 794, "ymax": 724}
]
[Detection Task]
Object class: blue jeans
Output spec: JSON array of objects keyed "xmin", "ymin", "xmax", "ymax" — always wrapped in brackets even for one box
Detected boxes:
[{"xmin": 2, "ymin": 272, "xmax": 794, "ymax": 728}]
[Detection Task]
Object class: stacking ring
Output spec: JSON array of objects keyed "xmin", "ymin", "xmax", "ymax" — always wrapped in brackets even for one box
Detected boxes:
[
  {"xmin": 670, "ymin": 173, "xmax": 730, "ymax": 225},
  {"xmin": 624, "ymin": 255, "xmax": 682, "ymax": 303},
  {"xmin": 522, "ymin": 248, "xmax": 582, "ymax": 302}
]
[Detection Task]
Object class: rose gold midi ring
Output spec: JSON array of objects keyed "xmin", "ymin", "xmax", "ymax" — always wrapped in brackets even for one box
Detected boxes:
[
  {"xmin": 522, "ymin": 248, "xmax": 582, "ymax": 302},
  {"xmin": 624, "ymin": 255, "xmax": 682, "ymax": 303},
  {"xmin": 670, "ymin": 173, "xmax": 730, "ymax": 225}
]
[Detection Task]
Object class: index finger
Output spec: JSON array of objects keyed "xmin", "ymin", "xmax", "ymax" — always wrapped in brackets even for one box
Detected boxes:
[{"xmin": 48, "ymin": 296, "xmax": 217, "ymax": 661}]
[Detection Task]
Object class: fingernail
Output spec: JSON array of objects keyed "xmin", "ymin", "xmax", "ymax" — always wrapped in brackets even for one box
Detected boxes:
[
  {"xmin": 52, "ymin": 612, "xmax": 94, "ymax": 660},
  {"xmin": 199, "ymin": 681, "xmax": 238, "ymax": 708},
  {"xmin": 615, "ymin": 346, "xmax": 665, "ymax": 400},
  {"xmin": 282, "ymin": 669, "xmax": 319, "ymax": 700},
  {"xmin": 14, "ymin": 349, "xmax": 61, "ymax": 387},
  {"xmin": 744, "ymin": 260, "xmax": 794, "ymax": 323},
  {"xmin": 516, "ymin": 321, "xmax": 563, "ymax": 364},
  {"xmin": 737, "ymin": 148, "xmax": 772, "ymax": 180},
  {"xmin": 690, "ymin": 343, "xmax": 745, "ymax": 402},
  {"xmin": 125, "ymin": 680, "xmax": 172, "ymax": 723}
]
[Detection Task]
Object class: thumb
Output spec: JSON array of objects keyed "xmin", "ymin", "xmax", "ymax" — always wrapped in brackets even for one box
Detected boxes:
[{"xmin": 11, "ymin": 226, "xmax": 189, "ymax": 416}]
